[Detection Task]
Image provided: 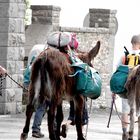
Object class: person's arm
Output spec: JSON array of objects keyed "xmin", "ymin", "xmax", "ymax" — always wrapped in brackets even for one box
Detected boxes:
[{"xmin": 0, "ymin": 66, "xmax": 7, "ymax": 75}]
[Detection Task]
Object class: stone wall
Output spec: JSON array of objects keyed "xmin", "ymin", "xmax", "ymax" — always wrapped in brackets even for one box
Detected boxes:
[
  {"xmin": 0, "ymin": 0, "xmax": 25, "ymax": 114},
  {"xmin": 0, "ymin": 3, "xmax": 118, "ymax": 114},
  {"xmin": 25, "ymin": 6, "xmax": 118, "ymax": 109}
]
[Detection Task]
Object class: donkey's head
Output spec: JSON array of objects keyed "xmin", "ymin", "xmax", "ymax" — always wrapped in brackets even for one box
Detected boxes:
[{"xmin": 77, "ymin": 41, "xmax": 101, "ymax": 66}]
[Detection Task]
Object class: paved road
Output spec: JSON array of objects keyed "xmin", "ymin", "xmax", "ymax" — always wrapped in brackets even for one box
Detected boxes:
[{"xmin": 0, "ymin": 107, "xmax": 138, "ymax": 140}]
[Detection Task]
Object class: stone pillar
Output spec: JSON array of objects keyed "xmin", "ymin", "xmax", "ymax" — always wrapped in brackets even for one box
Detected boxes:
[
  {"xmin": 0, "ymin": 0, "xmax": 25, "ymax": 114},
  {"xmin": 24, "ymin": 5, "xmax": 61, "ymax": 57},
  {"xmin": 89, "ymin": 8, "xmax": 118, "ymax": 34},
  {"xmin": 31, "ymin": 5, "xmax": 61, "ymax": 26},
  {"xmin": 89, "ymin": 8, "xmax": 118, "ymax": 108}
]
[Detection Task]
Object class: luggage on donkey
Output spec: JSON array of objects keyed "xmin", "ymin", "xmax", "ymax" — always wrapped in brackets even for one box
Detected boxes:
[
  {"xmin": 110, "ymin": 65, "xmax": 129, "ymax": 98},
  {"xmin": 69, "ymin": 52, "xmax": 102, "ymax": 99}
]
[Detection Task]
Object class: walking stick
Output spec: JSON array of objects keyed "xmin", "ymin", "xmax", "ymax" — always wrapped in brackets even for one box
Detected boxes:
[{"xmin": 107, "ymin": 95, "xmax": 115, "ymax": 128}]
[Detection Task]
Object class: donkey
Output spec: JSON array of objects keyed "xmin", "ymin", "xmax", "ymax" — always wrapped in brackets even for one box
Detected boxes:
[
  {"xmin": 124, "ymin": 65, "xmax": 140, "ymax": 140},
  {"xmin": 20, "ymin": 41, "xmax": 101, "ymax": 140}
]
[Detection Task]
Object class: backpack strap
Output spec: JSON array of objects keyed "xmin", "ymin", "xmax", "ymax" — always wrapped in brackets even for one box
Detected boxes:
[{"xmin": 124, "ymin": 46, "xmax": 129, "ymax": 65}]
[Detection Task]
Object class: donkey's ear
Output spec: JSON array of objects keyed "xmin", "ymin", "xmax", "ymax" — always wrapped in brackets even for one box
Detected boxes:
[{"xmin": 88, "ymin": 41, "xmax": 100, "ymax": 60}]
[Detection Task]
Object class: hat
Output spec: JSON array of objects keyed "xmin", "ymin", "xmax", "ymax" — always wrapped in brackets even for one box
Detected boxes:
[
  {"xmin": 47, "ymin": 32, "xmax": 79, "ymax": 49},
  {"xmin": 131, "ymin": 34, "xmax": 140, "ymax": 44}
]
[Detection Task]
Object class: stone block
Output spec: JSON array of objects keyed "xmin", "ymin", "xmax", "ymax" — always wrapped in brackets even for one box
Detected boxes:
[
  {"xmin": 7, "ymin": 47, "xmax": 25, "ymax": 61},
  {"xmin": 9, "ymin": 3, "xmax": 25, "ymax": 18},
  {"xmin": 0, "ymin": 103, "xmax": 5, "ymax": 114},
  {"xmin": 31, "ymin": 5, "xmax": 61, "ymax": 11},
  {"xmin": 0, "ymin": 3, "xmax": 9, "ymax": 18},
  {"xmin": 5, "ymin": 89, "xmax": 15, "ymax": 102},
  {"xmin": 7, "ymin": 61, "xmax": 16, "ymax": 74},
  {"xmin": 15, "ymin": 88, "xmax": 23, "ymax": 102},
  {"xmin": 0, "ymin": 0, "xmax": 24, "ymax": 3},
  {"xmin": 0, "ymin": 33, "xmax": 8, "ymax": 46},
  {"xmin": 16, "ymin": 102, "xmax": 22, "ymax": 113},
  {"xmin": 0, "ymin": 47, "xmax": 7, "ymax": 60},
  {"xmin": 0, "ymin": 102, "xmax": 16, "ymax": 114},
  {"xmin": 9, "ymin": 18, "xmax": 25, "ymax": 33},
  {"xmin": 11, "ymin": 74, "xmax": 21, "ymax": 88},
  {"xmin": 7, "ymin": 47, "xmax": 19, "ymax": 60},
  {"xmin": 0, "ymin": 89, "xmax": 6, "ymax": 102},
  {"xmin": 89, "ymin": 8, "xmax": 110, "ymax": 14},
  {"xmin": 0, "ymin": 18, "xmax": 9, "ymax": 32},
  {"xmin": 8, "ymin": 33, "xmax": 25, "ymax": 47}
]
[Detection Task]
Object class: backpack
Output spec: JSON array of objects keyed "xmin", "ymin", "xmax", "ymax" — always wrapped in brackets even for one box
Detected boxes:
[
  {"xmin": 69, "ymin": 52, "xmax": 102, "ymax": 99},
  {"xmin": 124, "ymin": 46, "xmax": 140, "ymax": 67},
  {"xmin": 110, "ymin": 65, "xmax": 129, "ymax": 98}
]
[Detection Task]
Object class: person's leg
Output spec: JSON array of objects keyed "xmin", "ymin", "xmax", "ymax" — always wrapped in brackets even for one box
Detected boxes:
[
  {"xmin": 122, "ymin": 98, "xmax": 130, "ymax": 140},
  {"xmin": 60, "ymin": 99, "xmax": 88, "ymax": 138},
  {"xmin": 60, "ymin": 101, "xmax": 75, "ymax": 138},
  {"xmin": 82, "ymin": 98, "xmax": 88, "ymax": 125},
  {"xmin": 32, "ymin": 101, "xmax": 48, "ymax": 138}
]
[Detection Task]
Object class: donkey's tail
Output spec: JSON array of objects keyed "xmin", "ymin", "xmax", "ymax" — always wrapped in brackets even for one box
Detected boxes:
[
  {"xmin": 30, "ymin": 55, "xmax": 50, "ymax": 106},
  {"xmin": 30, "ymin": 57, "xmax": 42, "ymax": 106}
]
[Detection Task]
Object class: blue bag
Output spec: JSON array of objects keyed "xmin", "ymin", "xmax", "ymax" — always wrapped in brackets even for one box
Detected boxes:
[
  {"xmin": 110, "ymin": 65, "xmax": 129, "ymax": 98},
  {"xmin": 69, "ymin": 54, "xmax": 102, "ymax": 99}
]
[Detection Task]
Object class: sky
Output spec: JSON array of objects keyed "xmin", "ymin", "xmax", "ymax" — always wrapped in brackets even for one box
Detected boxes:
[{"xmin": 31, "ymin": 0, "xmax": 140, "ymax": 64}]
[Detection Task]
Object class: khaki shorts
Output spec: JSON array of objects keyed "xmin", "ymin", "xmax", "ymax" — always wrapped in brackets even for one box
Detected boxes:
[{"xmin": 122, "ymin": 98, "xmax": 130, "ymax": 114}]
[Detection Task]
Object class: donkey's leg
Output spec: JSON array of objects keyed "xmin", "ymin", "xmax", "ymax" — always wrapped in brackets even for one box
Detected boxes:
[
  {"xmin": 55, "ymin": 104, "xmax": 63, "ymax": 139},
  {"xmin": 138, "ymin": 116, "xmax": 140, "ymax": 140},
  {"xmin": 75, "ymin": 95, "xmax": 85, "ymax": 140},
  {"xmin": 47, "ymin": 102, "xmax": 58, "ymax": 140},
  {"xmin": 20, "ymin": 104, "xmax": 34, "ymax": 140},
  {"xmin": 128, "ymin": 107, "xmax": 135, "ymax": 140}
]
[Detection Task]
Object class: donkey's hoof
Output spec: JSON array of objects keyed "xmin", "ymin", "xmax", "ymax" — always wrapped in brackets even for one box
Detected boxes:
[
  {"xmin": 122, "ymin": 133, "xmax": 128, "ymax": 140},
  {"xmin": 60, "ymin": 124, "xmax": 68, "ymax": 138},
  {"xmin": 77, "ymin": 137, "xmax": 85, "ymax": 140},
  {"xmin": 20, "ymin": 133, "xmax": 28, "ymax": 140}
]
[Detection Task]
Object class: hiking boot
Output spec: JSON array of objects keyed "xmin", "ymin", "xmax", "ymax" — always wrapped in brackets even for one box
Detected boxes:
[
  {"xmin": 60, "ymin": 124, "xmax": 68, "ymax": 138},
  {"xmin": 122, "ymin": 133, "xmax": 128, "ymax": 140},
  {"xmin": 32, "ymin": 131, "xmax": 44, "ymax": 138}
]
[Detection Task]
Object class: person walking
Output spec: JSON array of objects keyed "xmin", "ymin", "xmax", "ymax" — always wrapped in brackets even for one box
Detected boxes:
[{"xmin": 112, "ymin": 34, "xmax": 140, "ymax": 140}]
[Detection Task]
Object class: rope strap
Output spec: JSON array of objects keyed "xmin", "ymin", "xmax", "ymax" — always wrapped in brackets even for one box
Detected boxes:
[
  {"xmin": 6, "ymin": 74, "xmax": 28, "ymax": 92},
  {"xmin": 0, "ymin": 73, "xmax": 28, "ymax": 95}
]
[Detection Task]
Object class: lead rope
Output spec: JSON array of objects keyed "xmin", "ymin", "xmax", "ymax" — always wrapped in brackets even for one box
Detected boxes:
[
  {"xmin": 114, "ymin": 99, "xmax": 138, "ymax": 124},
  {"xmin": 6, "ymin": 73, "xmax": 28, "ymax": 92},
  {"xmin": 84, "ymin": 99, "xmax": 92, "ymax": 140}
]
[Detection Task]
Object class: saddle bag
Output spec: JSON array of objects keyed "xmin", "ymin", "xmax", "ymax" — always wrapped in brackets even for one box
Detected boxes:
[
  {"xmin": 110, "ymin": 65, "xmax": 129, "ymax": 98},
  {"xmin": 69, "ymin": 55, "xmax": 102, "ymax": 99}
]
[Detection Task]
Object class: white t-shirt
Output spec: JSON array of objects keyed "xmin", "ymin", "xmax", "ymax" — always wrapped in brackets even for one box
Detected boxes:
[{"xmin": 27, "ymin": 44, "xmax": 47, "ymax": 66}]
